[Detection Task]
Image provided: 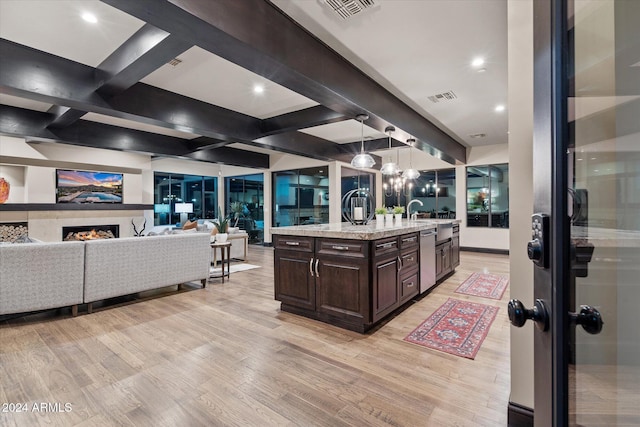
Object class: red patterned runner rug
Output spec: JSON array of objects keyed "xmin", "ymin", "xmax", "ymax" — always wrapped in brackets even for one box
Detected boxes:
[
  {"xmin": 404, "ymin": 298, "xmax": 499, "ymax": 359},
  {"xmin": 454, "ymin": 272, "xmax": 509, "ymax": 300}
]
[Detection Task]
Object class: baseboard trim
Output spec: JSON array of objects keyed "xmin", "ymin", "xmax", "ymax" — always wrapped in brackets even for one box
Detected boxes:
[
  {"xmin": 508, "ymin": 401, "xmax": 534, "ymax": 427},
  {"xmin": 460, "ymin": 246, "xmax": 509, "ymax": 255}
]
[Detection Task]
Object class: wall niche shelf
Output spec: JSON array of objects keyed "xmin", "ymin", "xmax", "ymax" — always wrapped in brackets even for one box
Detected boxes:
[{"xmin": 0, "ymin": 204, "xmax": 153, "ymax": 211}]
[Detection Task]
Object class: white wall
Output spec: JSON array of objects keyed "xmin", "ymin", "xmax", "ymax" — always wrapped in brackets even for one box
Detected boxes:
[{"xmin": 508, "ymin": 0, "xmax": 535, "ymax": 410}]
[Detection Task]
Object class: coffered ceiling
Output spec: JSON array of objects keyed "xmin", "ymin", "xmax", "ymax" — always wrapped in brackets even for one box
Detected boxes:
[{"xmin": 0, "ymin": 0, "xmax": 508, "ymax": 169}]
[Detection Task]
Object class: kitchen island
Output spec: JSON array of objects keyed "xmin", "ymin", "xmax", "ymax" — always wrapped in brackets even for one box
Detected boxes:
[{"xmin": 271, "ymin": 219, "xmax": 459, "ymax": 333}]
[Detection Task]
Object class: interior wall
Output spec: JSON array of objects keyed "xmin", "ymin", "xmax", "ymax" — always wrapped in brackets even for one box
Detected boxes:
[{"xmin": 508, "ymin": 0, "xmax": 535, "ymax": 410}]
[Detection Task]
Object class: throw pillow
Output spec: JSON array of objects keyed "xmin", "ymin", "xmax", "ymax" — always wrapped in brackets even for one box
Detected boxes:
[{"xmin": 183, "ymin": 220, "xmax": 197, "ymax": 230}]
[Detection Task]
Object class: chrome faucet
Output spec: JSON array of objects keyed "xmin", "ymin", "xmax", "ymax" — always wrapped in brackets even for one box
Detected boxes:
[{"xmin": 407, "ymin": 199, "xmax": 424, "ymax": 221}]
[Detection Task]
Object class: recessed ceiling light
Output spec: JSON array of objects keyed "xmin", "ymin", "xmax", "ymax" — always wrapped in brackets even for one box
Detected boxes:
[
  {"xmin": 495, "ymin": 104, "xmax": 506, "ymax": 112},
  {"xmin": 253, "ymin": 84, "xmax": 264, "ymax": 94},
  {"xmin": 472, "ymin": 57, "xmax": 485, "ymax": 67},
  {"xmin": 476, "ymin": 68, "xmax": 487, "ymax": 73},
  {"xmin": 81, "ymin": 12, "xmax": 98, "ymax": 24}
]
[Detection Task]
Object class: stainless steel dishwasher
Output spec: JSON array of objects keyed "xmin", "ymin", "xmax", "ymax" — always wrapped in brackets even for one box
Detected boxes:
[{"xmin": 419, "ymin": 229, "xmax": 436, "ymax": 293}]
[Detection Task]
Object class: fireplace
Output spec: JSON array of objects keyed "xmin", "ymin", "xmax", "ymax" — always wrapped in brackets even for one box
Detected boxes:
[{"xmin": 62, "ymin": 225, "xmax": 119, "ymax": 241}]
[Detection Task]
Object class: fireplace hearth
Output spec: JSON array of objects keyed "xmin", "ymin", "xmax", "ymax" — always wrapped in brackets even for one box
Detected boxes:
[{"xmin": 63, "ymin": 225, "xmax": 119, "ymax": 241}]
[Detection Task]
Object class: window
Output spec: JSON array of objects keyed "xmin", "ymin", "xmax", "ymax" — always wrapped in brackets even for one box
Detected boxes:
[
  {"xmin": 153, "ymin": 172, "xmax": 217, "ymax": 226},
  {"xmin": 466, "ymin": 163, "xmax": 509, "ymax": 228},
  {"xmin": 225, "ymin": 173, "xmax": 264, "ymax": 243},
  {"xmin": 272, "ymin": 167, "xmax": 329, "ymax": 227},
  {"xmin": 383, "ymin": 168, "xmax": 456, "ymax": 218},
  {"xmin": 341, "ymin": 167, "xmax": 375, "ymax": 220}
]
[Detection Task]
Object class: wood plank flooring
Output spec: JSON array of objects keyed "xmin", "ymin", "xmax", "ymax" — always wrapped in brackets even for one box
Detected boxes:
[{"xmin": 1, "ymin": 248, "xmax": 510, "ymax": 427}]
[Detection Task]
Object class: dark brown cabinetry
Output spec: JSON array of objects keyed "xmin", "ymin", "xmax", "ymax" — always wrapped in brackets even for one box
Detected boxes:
[
  {"xmin": 273, "ymin": 235, "xmax": 315, "ymax": 310},
  {"xmin": 436, "ymin": 224, "xmax": 460, "ymax": 281},
  {"xmin": 315, "ymin": 239, "xmax": 369, "ymax": 325},
  {"xmin": 274, "ymin": 234, "xmax": 370, "ymax": 331},
  {"xmin": 274, "ymin": 230, "xmax": 425, "ymax": 332}
]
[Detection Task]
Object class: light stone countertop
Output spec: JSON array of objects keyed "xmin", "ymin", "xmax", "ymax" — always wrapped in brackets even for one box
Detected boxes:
[{"xmin": 270, "ymin": 219, "xmax": 460, "ymax": 240}]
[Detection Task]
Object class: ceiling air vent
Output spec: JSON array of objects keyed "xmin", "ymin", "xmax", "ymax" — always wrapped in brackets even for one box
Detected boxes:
[
  {"xmin": 469, "ymin": 133, "xmax": 487, "ymax": 139},
  {"xmin": 324, "ymin": 0, "xmax": 375, "ymax": 20},
  {"xmin": 167, "ymin": 58, "xmax": 182, "ymax": 67},
  {"xmin": 428, "ymin": 91, "xmax": 457, "ymax": 103}
]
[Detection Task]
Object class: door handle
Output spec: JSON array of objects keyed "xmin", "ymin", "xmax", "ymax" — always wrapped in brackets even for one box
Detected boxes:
[
  {"xmin": 569, "ymin": 305, "xmax": 603, "ymax": 334},
  {"xmin": 314, "ymin": 258, "xmax": 319, "ymax": 277},
  {"xmin": 508, "ymin": 299, "xmax": 549, "ymax": 331},
  {"xmin": 309, "ymin": 258, "xmax": 314, "ymax": 277},
  {"xmin": 397, "ymin": 256, "xmax": 402, "ymax": 271}
]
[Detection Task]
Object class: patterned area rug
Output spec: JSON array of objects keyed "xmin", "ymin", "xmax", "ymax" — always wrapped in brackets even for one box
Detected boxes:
[
  {"xmin": 404, "ymin": 298, "xmax": 499, "ymax": 359},
  {"xmin": 454, "ymin": 272, "xmax": 509, "ymax": 300}
]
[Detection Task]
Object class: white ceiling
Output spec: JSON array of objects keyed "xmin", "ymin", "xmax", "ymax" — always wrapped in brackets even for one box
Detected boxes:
[{"xmin": 0, "ymin": 0, "xmax": 509, "ymax": 161}]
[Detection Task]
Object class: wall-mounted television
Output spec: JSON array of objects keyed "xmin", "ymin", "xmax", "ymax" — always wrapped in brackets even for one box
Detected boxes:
[{"xmin": 56, "ymin": 169, "xmax": 123, "ymax": 203}]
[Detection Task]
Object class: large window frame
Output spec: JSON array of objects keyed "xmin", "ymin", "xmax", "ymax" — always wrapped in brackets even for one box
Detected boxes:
[
  {"xmin": 272, "ymin": 167, "xmax": 329, "ymax": 227},
  {"xmin": 382, "ymin": 168, "xmax": 455, "ymax": 218},
  {"xmin": 153, "ymin": 172, "xmax": 217, "ymax": 226},
  {"xmin": 466, "ymin": 163, "xmax": 509, "ymax": 228}
]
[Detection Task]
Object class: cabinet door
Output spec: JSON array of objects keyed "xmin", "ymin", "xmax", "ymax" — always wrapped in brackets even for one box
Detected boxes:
[
  {"xmin": 435, "ymin": 243, "xmax": 444, "ymax": 279},
  {"xmin": 315, "ymin": 256, "xmax": 369, "ymax": 322},
  {"xmin": 451, "ymin": 236, "xmax": 460, "ymax": 268},
  {"xmin": 274, "ymin": 249, "xmax": 315, "ymax": 310},
  {"xmin": 372, "ymin": 256, "xmax": 399, "ymax": 322}
]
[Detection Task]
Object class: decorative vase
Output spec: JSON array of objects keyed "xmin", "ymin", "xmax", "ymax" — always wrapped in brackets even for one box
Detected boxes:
[
  {"xmin": 216, "ymin": 233, "xmax": 228, "ymax": 243},
  {"xmin": 375, "ymin": 214, "xmax": 384, "ymax": 223},
  {"xmin": 395, "ymin": 213, "xmax": 403, "ymax": 222},
  {"xmin": 385, "ymin": 214, "xmax": 393, "ymax": 224},
  {"xmin": 0, "ymin": 178, "xmax": 9, "ymax": 204}
]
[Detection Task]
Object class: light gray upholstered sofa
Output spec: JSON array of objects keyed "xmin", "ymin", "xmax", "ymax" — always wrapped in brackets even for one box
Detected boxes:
[
  {"xmin": 83, "ymin": 233, "xmax": 211, "ymax": 313},
  {"xmin": 0, "ymin": 241, "xmax": 85, "ymax": 316},
  {"xmin": 0, "ymin": 233, "xmax": 211, "ymax": 317}
]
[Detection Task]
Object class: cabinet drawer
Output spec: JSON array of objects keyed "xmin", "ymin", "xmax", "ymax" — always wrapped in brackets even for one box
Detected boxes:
[
  {"xmin": 399, "ymin": 232, "xmax": 419, "ymax": 250},
  {"xmin": 373, "ymin": 236, "xmax": 399, "ymax": 258},
  {"xmin": 400, "ymin": 271, "xmax": 419, "ymax": 302},
  {"xmin": 316, "ymin": 238, "xmax": 368, "ymax": 259},
  {"xmin": 274, "ymin": 235, "xmax": 314, "ymax": 252},
  {"xmin": 400, "ymin": 249, "xmax": 419, "ymax": 271}
]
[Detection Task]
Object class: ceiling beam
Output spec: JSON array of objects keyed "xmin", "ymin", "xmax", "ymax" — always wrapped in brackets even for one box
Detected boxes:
[
  {"xmin": 0, "ymin": 105, "xmax": 269, "ymax": 168},
  {"xmin": 1, "ymin": 38, "xmax": 362, "ymax": 163},
  {"xmin": 101, "ymin": 0, "xmax": 466, "ymax": 164},
  {"xmin": 47, "ymin": 24, "xmax": 193, "ymax": 128},
  {"xmin": 259, "ymin": 105, "xmax": 347, "ymax": 136},
  {"xmin": 254, "ymin": 131, "xmax": 382, "ymax": 166}
]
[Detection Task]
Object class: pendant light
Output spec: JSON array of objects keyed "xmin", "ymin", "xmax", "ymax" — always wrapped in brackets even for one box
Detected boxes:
[
  {"xmin": 401, "ymin": 138, "xmax": 420, "ymax": 180},
  {"xmin": 380, "ymin": 125, "xmax": 400, "ymax": 175},
  {"xmin": 350, "ymin": 114, "xmax": 376, "ymax": 169}
]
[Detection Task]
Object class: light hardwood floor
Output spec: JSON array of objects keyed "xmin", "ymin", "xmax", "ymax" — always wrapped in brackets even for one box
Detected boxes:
[{"xmin": 0, "ymin": 248, "xmax": 510, "ymax": 427}]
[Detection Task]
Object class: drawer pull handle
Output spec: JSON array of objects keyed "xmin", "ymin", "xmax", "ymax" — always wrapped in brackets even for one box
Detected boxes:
[
  {"xmin": 407, "ymin": 282, "xmax": 415, "ymax": 287},
  {"xmin": 285, "ymin": 241, "xmax": 300, "ymax": 246},
  {"xmin": 314, "ymin": 259, "xmax": 320, "ymax": 277},
  {"xmin": 404, "ymin": 256, "xmax": 414, "ymax": 262},
  {"xmin": 309, "ymin": 258, "xmax": 314, "ymax": 277},
  {"xmin": 377, "ymin": 242, "xmax": 396, "ymax": 249},
  {"xmin": 332, "ymin": 245, "xmax": 349, "ymax": 251},
  {"xmin": 403, "ymin": 237, "xmax": 417, "ymax": 243}
]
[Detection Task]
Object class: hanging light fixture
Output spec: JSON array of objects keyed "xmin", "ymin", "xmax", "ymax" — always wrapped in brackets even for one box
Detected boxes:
[
  {"xmin": 350, "ymin": 114, "xmax": 376, "ymax": 169},
  {"xmin": 402, "ymin": 138, "xmax": 421, "ymax": 180},
  {"xmin": 380, "ymin": 126, "xmax": 399, "ymax": 175}
]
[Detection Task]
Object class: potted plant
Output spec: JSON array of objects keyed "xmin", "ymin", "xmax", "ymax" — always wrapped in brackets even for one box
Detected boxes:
[
  {"xmin": 213, "ymin": 207, "xmax": 229, "ymax": 242},
  {"xmin": 393, "ymin": 205, "xmax": 405, "ymax": 222},
  {"xmin": 384, "ymin": 207, "xmax": 394, "ymax": 224},
  {"xmin": 375, "ymin": 207, "xmax": 386, "ymax": 223}
]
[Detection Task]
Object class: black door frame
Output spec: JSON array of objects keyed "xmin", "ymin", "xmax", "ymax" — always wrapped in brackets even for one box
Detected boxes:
[{"xmin": 532, "ymin": 0, "xmax": 571, "ymax": 425}]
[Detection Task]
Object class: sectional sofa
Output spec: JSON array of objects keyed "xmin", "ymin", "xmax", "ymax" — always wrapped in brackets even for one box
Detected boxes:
[{"xmin": 0, "ymin": 233, "xmax": 211, "ymax": 317}]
